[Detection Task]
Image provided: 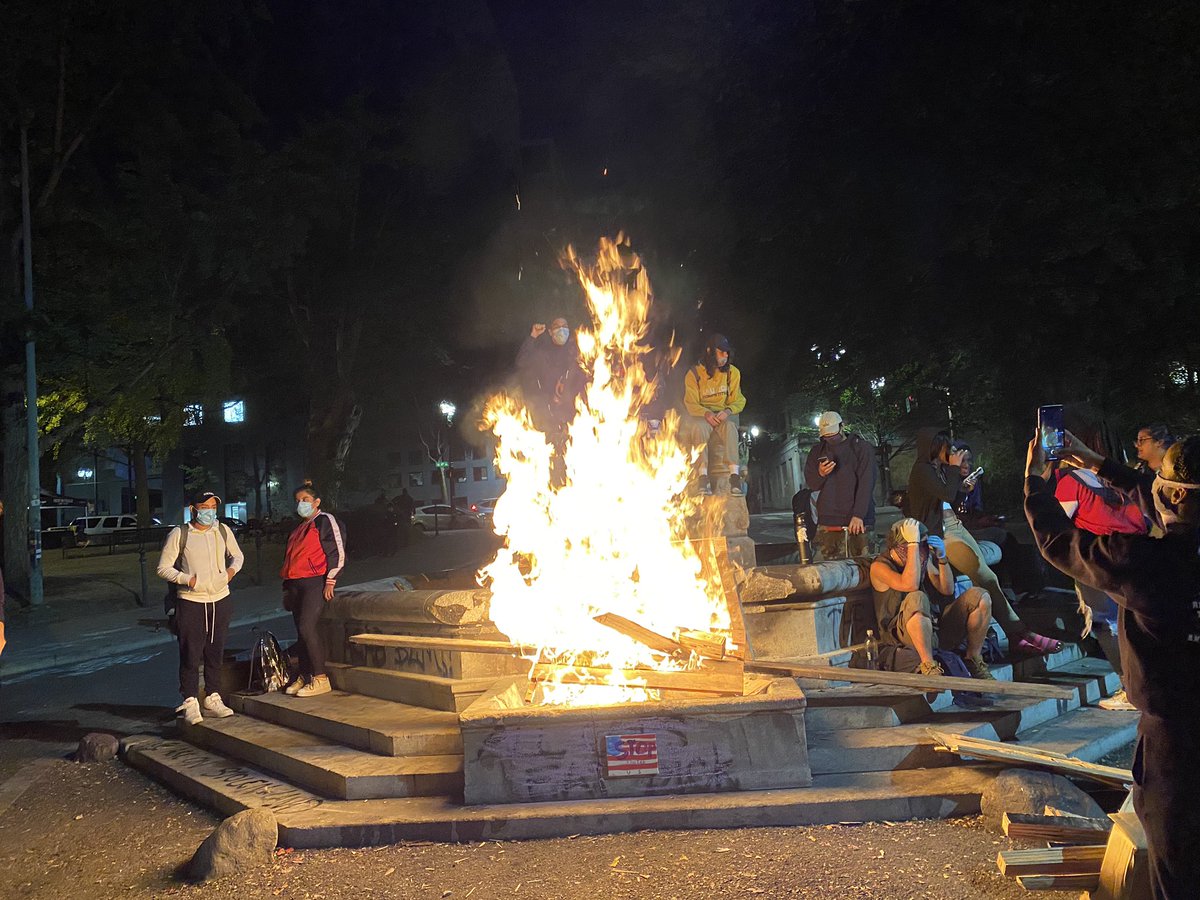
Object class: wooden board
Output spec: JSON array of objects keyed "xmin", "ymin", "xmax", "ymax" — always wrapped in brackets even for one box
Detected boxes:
[
  {"xmin": 1092, "ymin": 812, "xmax": 1151, "ymax": 900},
  {"xmin": 928, "ymin": 730, "xmax": 1133, "ymax": 787},
  {"xmin": 688, "ymin": 536, "xmax": 748, "ymax": 659},
  {"xmin": 747, "ymin": 660, "xmax": 1076, "ymax": 700},
  {"xmin": 1002, "ymin": 812, "xmax": 1112, "ymax": 845},
  {"xmin": 592, "ymin": 613, "xmax": 682, "ymax": 655},
  {"xmin": 1016, "ymin": 873, "xmax": 1100, "ymax": 890},
  {"xmin": 349, "ymin": 633, "xmax": 540, "ymax": 656},
  {"xmin": 997, "ymin": 845, "xmax": 1106, "ymax": 877},
  {"xmin": 528, "ymin": 660, "xmax": 744, "ymax": 696}
]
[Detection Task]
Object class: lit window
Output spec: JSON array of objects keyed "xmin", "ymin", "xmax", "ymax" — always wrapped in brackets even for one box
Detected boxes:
[
  {"xmin": 145, "ymin": 414, "xmax": 162, "ymax": 424},
  {"xmin": 473, "ymin": 466, "xmax": 488, "ymax": 482},
  {"xmin": 184, "ymin": 404, "xmax": 203, "ymax": 426},
  {"xmin": 409, "ymin": 472, "xmax": 424, "ymax": 487},
  {"xmin": 76, "ymin": 467, "xmax": 94, "ymax": 480},
  {"xmin": 223, "ymin": 400, "xmax": 245, "ymax": 423}
]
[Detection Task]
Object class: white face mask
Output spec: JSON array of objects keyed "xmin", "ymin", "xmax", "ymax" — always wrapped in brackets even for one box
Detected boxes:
[
  {"xmin": 551, "ymin": 327, "xmax": 569, "ymax": 346},
  {"xmin": 297, "ymin": 500, "xmax": 315, "ymax": 518}
]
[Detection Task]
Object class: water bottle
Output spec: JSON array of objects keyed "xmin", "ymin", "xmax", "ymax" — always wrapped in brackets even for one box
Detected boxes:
[
  {"xmin": 794, "ymin": 515, "xmax": 811, "ymax": 565},
  {"xmin": 864, "ymin": 629, "xmax": 880, "ymax": 671}
]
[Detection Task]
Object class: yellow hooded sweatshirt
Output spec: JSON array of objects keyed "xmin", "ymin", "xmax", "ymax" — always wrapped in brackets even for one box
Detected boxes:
[{"xmin": 684, "ymin": 364, "xmax": 746, "ymax": 417}]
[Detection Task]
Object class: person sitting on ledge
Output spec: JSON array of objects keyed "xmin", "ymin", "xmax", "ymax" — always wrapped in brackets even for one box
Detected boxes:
[
  {"xmin": 683, "ymin": 332, "xmax": 747, "ymax": 496},
  {"xmin": 869, "ymin": 517, "xmax": 996, "ymax": 680}
]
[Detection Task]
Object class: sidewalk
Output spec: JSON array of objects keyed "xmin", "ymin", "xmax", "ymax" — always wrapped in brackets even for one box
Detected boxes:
[{"xmin": 1, "ymin": 529, "xmax": 502, "ymax": 681}]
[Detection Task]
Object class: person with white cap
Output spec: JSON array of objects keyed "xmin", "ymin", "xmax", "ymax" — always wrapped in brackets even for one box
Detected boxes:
[
  {"xmin": 804, "ymin": 411, "xmax": 877, "ymax": 559},
  {"xmin": 156, "ymin": 489, "xmax": 244, "ymax": 725}
]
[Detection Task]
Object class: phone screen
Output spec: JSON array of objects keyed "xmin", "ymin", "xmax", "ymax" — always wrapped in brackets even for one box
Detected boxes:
[{"xmin": 1038, "ymin": 405, "xmax": 1065, "ymax": 460}]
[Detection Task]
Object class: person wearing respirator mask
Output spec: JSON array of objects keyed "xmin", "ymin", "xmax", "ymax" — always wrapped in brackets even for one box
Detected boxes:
[
  {"xmin": 157, "ymin": 489, "xmax": 244, "ymax": 725},
  {"xmin": 516, "ymin": 315, "xmax": 584, "ymax": 438},
  {"xmin": 1026, "ymin": 433, "xmax": 1200, "ymax": 899},
  {"xmin": 280, "ymin": 481, "xmax": 347, "ymax": 698}
]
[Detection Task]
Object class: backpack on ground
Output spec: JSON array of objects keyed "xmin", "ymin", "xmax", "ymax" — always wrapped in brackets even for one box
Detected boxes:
[
  {"xmin": 246, "ymin": 628, "xmax": 291, "ymax": 694},
  {"xmin": 162, "ymin": 523, "xmax": 232, "ymax": 635}
]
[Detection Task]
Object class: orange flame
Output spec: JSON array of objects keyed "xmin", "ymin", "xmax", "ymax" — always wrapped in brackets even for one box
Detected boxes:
[{"xmin": 479, "ymin": 236, "xmax": 732, "ymax": 705}]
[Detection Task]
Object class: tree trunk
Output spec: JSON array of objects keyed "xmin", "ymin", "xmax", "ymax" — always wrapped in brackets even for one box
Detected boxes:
[
  {"xmin": 305, "ymin": 387, "xmax": 361, "ymax": 508},
  {"xmin": 132, "ymin": 443, "xmax": 151, "ymax": 527},
  {"xmin": 2, "ymin": 374, "xmax": 31, "ymax": 603}
]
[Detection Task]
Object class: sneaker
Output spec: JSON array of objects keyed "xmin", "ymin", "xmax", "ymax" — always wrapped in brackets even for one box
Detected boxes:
[
  {"xmin": 918, "ymin": 660, "xmax": 945, "ymax": 677},
  {"xmin": 295, "ymin": 674, "xmax": 331, "ymax": 698},
  {"xmin": 1098, "ymin": 688, "xmax": 1137, "ymax": 711},
  {"xmin": 202, "ymin": 692, "xmax": 235, "ymax": 718},
  {"xmin": 284, "ymin": 676, "xmax": 307, "ymax": 696},
  {"xmin": 964, "ymin": 655, "xmax": 997, "ymax": 681},
  {"xmin": 728, "ymin": 473, "xmax": 745, "ymax": 496},
  {"xmin": 175, "ymin": 696, "xmax": 202, "ymax": 726},
  {"xmin": 698, "ymin": 477, "xmax": 713, "ymax": 496}
]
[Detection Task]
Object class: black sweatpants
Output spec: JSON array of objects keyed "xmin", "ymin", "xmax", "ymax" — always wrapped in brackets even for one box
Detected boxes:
[
  {"xmin": 284, "ymin": 576, "xmax": 328, "ymax": 678},
  {"xmin": 176, "ymin": 596, "xmax": 232, "ymax": 700},
  {"xmin": 1132, "ymin": 714, "xmax": 1200, "ymax": 899}
]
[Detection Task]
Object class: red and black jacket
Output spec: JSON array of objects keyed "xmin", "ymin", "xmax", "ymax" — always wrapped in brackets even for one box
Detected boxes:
[{"xmin": 282, "ymin": 512, "xmax": 347, "ymax": 583}]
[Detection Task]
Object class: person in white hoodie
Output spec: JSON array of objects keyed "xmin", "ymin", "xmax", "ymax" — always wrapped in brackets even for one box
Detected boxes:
[{"xmin": 157, "ymin": 490, "xmax": 244, "ymax": 725}]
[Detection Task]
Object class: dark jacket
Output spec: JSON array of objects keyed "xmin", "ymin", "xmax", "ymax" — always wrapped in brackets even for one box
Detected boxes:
[
  {"xmin": 1098, "ymin": 458, "xmax": 1160, "ymax": 529},
  {"xmin": 1024, "ymin": 474, "xmax": 1200, "ymax": 719},
  {"xmin": 804, "ymin": 433, "xmax": 877, "ymax": 527},
  {"xmin": 902, "ymin": 428, "xmax": 963, "ymax": 537},
  {"xmin": 516, "ymin": 332, "xmax": 584, "ymax": 428}
]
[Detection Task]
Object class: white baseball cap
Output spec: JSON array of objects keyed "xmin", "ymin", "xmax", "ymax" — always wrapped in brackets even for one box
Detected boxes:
[{"xmin": 817, "ymin": 411, "xmax": 843, "ymax": 437}]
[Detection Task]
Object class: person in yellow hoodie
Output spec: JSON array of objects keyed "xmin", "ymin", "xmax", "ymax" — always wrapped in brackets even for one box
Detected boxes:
[{"xmin": 683, "ymin": 333, "xmax": 747, "ymax": 495}]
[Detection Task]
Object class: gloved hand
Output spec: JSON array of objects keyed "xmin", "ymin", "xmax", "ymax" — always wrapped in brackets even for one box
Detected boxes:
[
  {"xmin": 898, "ymin": 517, "xmax": 922, "ymax": 544},
  {"xmin": 927, "ymin": 534, "xmax": 947, "ymax": 560}
]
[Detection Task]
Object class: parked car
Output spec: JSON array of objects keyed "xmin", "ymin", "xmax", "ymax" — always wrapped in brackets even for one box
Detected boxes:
[
  {"xmin": 412, "ymin": 504, "xmax": 484, "ymax": 530},
  {"xmin": 53, "ymin": 514, "xmax": 165, "ymax": 546},
  {"xmin": 469, "ymin": 497, "xmax": 501, "ymax": 519}
]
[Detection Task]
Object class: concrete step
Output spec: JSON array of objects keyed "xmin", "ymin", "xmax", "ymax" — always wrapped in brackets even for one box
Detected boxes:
[
  {"xmin": 808, "ymin": 717, "xmax": 1000, "ymax": 775},
  {"xmin": 123, "ymin": 734, "xmax": 997, "ymax": 847},
  {"xmin": 180, "ymin": 715, "xmax": 463, "ymax": 800},
  {"xmin": 1029, "ymin": 656, "xmax": 1122, "ymax": 706},
  {"xmin": 228, "ymin": 690, "xmax": 462, "ymax": 757},
  {"xmin": 1013, "ymin": 706, "xmax": 1139, "ymax": 762},
  {"xmin": 327, "ymin": 661, "xmax": 496, "ymax": 712}
]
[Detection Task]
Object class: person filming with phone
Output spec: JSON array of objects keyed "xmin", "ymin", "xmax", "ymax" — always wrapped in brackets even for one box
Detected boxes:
[
  {"xmin": 803, "ymin": 411, "xmax": 876, "ymax": 559},
  {"xmin": 1025, "ymin": 427, "xmax": 1200, "ymax": 899}
]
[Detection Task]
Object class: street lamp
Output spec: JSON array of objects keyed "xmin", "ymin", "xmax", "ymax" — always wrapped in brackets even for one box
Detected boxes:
[
  {"xmin": 749, "ymin": 426, "xmax": 761, "ymax": 439},
  {"xmin": 439, "ymin": 400, "xmax": 457, "ymax": 424}
]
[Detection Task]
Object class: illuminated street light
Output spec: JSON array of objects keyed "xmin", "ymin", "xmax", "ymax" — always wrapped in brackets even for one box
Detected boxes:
[
  {"xmin": 439, "ymin": 400, "xmax": 457, "ymax": 423},
  {"xmin": 749, "ymin": 425, "xmax": 761, "ymax": 438},
  {"xmin": 77, "ymin": 467, "xmax": 94, "ymax": 480}
]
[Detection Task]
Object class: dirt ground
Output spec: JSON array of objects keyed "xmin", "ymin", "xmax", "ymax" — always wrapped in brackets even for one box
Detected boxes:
[{"xmin": 0, "ymin": 738, "xmax": 1100, "ymax": 900}]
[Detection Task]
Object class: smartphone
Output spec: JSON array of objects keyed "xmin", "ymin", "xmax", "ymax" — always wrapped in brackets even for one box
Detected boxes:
[
  {"xmin": 967, "ymin": 466, "xmax": 984, "ymax": 481},
  {"xmin": 1038, "ymin": 405, "xmax": 1065, "ymax": 460}
]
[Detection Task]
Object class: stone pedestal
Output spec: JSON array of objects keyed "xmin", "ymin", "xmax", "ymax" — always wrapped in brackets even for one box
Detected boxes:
[{"xmin": 460, "ymin": 677, "xmax": 811, "ymax": 805}]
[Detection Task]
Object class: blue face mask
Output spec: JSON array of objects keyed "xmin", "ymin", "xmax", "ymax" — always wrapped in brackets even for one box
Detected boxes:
[
  {"xmin": 196, "ymin": 508, "xmax": 218, "ymax": 527},
  {"xmin": 297, "ymin": 500, "xmax": 315, "ymax": 518},
  {"xmin": 551, "ymin": 327, "xmax": 569, "ymax": 346}
]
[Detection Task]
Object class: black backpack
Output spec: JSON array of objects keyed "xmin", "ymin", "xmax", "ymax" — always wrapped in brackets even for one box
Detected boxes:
[
  {"xmin": 162, "ymin": 523, "xmax": 233, "ymax": 634},
  {"xmin": 246, "ymin": 628, "xmax": 291, "ymax": 694}
]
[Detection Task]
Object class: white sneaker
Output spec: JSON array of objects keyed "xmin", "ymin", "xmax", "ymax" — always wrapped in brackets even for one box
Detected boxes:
[
  {"xmin": 176, "ymin": 696, "xmax": 203, "ymax": 726},
  {"xmin": 202, "ymin": 692, "xmax": 235, "ymax": 718},
  {"xmin": 284, "ymin": 676, "xmax": 307, "ymax": 696},
  {"xmin": 295, "ymin": 674, "xmax": 331, "ymax": 698},
  {"xmin": 1098, "ymin": 689, "xmax": 1137, "ymax": 711}
]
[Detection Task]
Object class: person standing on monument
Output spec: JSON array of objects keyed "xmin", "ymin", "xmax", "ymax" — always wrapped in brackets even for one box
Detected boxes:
[
  {"xmin": 804, "ymin": 411, "xmax": 877, "ymax": 559},
  {"xmin": 683, "ymin": 333, "xmax": 747, "ymax": 496},
  {"xmin": 516, "ymin": 316, "xmax": 585, "ymax": 437},
  {"xmin": 281, "ymin": 481, "xmax": 347, "ymax": 699},
  {"xmin": 156, "ymin": 490, "xmax": 244, "ymax": 725}
]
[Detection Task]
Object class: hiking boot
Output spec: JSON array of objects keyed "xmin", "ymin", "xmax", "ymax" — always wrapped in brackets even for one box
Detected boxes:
[
  {"xmin": 1098, "ymin": 688, "xmax": 1137, "ymax": 711},
  {"xmin": 728, "ymin": 473, "xmax": 745, "ymax": 496},
  {"xmin": 918, "ymin": 659, "xmax": 945, "ymax": 677},
  {"xmin": 964, "ymin": 655, "xmax": 997, "ymax": 681},
  {"xmin": 202, "ymin": 692, "xmax": 234, "ymax": 718},
  {"xmin": 176, "ymin": 696, "xmax": 202, "ymax": 726},
  {"xmin": 295, "ymin": 674, "xmax": 331, "ymax": 698},
  {"xmin": 284, "ymin": 676, "xmax": 307, "ymax": 696}
]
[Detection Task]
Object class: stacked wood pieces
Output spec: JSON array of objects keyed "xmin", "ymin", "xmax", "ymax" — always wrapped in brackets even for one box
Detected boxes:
[
  {"xmin": 1002, "ymin": 812, "xmax": 1112, "ymax": 845},
  {"xmin": 997, "ymin": 845, "xmax": 1106, "ymax": 891}
]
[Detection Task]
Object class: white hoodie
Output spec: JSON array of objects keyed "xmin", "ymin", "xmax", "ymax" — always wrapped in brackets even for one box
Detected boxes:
[{"xmin": 156, "ymin": 522, "xmax": 245, "ymax": 603}]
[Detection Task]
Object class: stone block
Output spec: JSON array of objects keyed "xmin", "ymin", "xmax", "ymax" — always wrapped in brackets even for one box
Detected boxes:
[
  {"xmin": 76, "ymin": 732, "xmax": 119, "ymax": 763},
  {"xmin": 460, "ymin": 677, "xmax": 810, "ymax": 805},
  {"xmin": 741, "ymin": 560, "xmax": 869, "ymax": 603},
  {"xmin": 979, "ymin": 768, "xmax": 1106, "ymax": 831},
  {"xmin": 743, "ymin": 598, "xmax": 846, "ymax": 658}
]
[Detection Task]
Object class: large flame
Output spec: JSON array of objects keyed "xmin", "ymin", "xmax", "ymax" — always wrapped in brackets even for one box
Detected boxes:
[{"xmin": 479, "ymin": 236, "xmax": 733, "ymax": 705}]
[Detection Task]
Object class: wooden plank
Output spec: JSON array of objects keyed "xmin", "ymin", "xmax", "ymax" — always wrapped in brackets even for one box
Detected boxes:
[
  {"xmin": 1002, "ymin": 812, "xmax": 1112, "ymax": 845},
  {"xmin": 592, "ymin": 613, "xmax": 682, "ymax": 654},
  {"xmin": 678, "ymin": 629, "xmax": 727, "ymax": 660},
  {"xmin": 528, "ymin": 661, "xmax": 744, "ymax": 695},
  {"xmin": 1093, "ymin": 812, "xmax": 1151, "ymax": 900},
  {"xmin": 1016, "ymin": 873, "xmax": 1100, "ymax": 890},
  {"xmin": 929, "ymin": 731, "xmax": 1133, "ymax": 787},
  {"xmin": 349, "ymin": 634, "xmax": 539, "ymax": 656},
  {"xmin": 690, "ymin": 536, "xmax": 748, "ymax": 659},
  {"xmin": 997, "ymin": 845, "xmax": 1106, "ymax": 877},
  {"xmin": 747, "ymin": 660, "xmax": 1075, "ymax": 700}
]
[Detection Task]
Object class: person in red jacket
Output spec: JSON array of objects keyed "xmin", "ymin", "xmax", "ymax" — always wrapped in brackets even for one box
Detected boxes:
[{"xmin": 281, "ymin": 481, "xmax": 346, "ymax": 698}]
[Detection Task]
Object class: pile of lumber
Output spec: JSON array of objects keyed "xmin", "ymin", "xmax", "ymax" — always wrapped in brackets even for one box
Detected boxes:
[{"xmin": 995, "ymin": 799, "xmax": 1150, "ymax": 897}]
